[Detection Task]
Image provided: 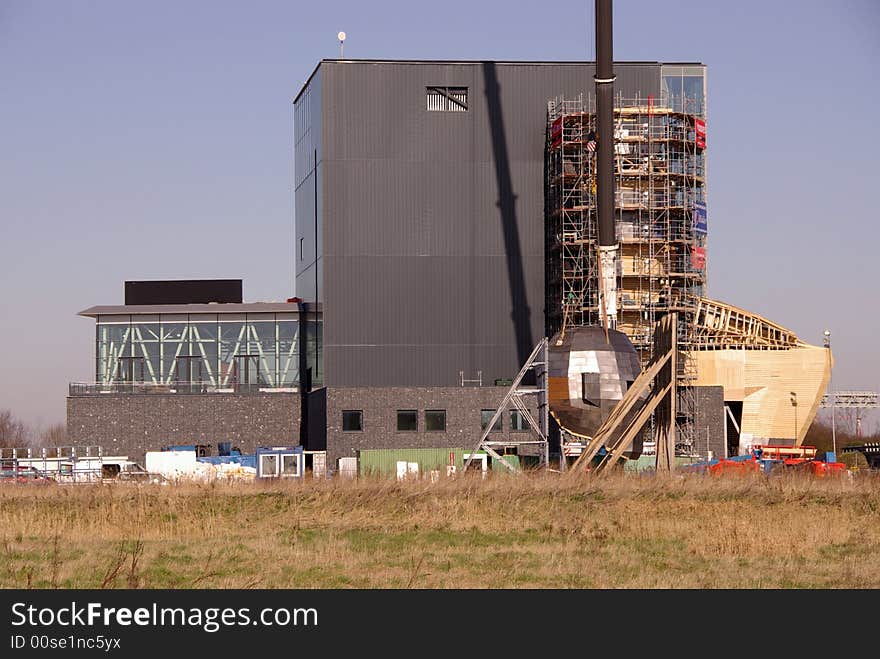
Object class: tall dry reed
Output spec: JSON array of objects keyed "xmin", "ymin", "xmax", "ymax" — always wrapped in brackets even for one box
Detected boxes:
[{"xmin": 1, "ymin": 471, "xmax": 878, "ymax": 588}]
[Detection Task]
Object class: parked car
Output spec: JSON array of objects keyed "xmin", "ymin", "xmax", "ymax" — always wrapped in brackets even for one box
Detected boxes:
[
  {"xmin": 101, "ymin": 461, "xmax": 166, "ymax": 484},
  {"xmin": 0, "ymin": 463, "xmax": 55, "ymax": 484}
]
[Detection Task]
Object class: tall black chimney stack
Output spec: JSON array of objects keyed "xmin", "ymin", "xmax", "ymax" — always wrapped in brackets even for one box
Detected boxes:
[{"xmin": 595, "ymin": 0, "xmax": 619, "ymax": 328}]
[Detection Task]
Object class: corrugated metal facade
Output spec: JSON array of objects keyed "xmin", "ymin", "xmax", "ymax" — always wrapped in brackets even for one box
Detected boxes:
[
  {"xmin": 294, "ymin": 68, "xmax": 322, "ymax": 303},
  {"xmin": 294, "ymin": 61, "xmax": 679, "ymax": 388}
]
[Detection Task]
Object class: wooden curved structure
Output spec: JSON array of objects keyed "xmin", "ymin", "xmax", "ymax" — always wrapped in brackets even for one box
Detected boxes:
[
  {"xmin": 691, "ymin": 297, "xmax": 831, "ymax": 447},
  {"xmin": 693, "ymin": 298, "xmax": 804, "ymax": 349}
]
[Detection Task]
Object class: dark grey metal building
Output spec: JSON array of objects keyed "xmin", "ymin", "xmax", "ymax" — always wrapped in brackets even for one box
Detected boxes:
[
  {"xmin": 295, "ymin": 59, "xmax": 706, "ymax": 387},
  {"xmin": 294, "ymin": 60, "xmax": 721, "ymax": 465}
]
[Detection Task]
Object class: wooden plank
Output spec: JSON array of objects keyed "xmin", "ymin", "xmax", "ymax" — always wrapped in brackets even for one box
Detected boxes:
[
  {"xmin": 570, "ymin": 350, "xmax": 671, "ymax": 471},
  {"xmin": 599, "ymin": 382, "xmax": 673, "ymax": 472}
]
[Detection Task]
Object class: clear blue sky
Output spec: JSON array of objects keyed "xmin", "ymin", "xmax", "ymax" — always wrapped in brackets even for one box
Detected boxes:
[{"xmin": 1, "ymin": 0, "xmax": 878, "ymax": 431}]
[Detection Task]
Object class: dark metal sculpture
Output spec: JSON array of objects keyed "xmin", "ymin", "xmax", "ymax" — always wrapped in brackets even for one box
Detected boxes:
[{"xmin": 548, "ymin": 325, "xmax": 643, "ymax": 458}]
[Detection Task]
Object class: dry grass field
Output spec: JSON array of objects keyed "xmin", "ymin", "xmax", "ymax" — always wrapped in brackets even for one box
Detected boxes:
[{"xmin": 1, "ymin": 472, "xmax": 879, "ymax": 589}]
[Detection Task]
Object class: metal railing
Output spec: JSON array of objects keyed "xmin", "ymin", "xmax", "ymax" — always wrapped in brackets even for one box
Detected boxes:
[{"xmin": 69, "ymin": 381, "xmax": 299, "ymax": 396}]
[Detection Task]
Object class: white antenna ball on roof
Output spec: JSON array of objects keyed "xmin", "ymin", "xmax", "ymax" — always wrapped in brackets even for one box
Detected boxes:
[{"xmin": 338, "ymin": 31, "xmax": 346, "ymax": 42}]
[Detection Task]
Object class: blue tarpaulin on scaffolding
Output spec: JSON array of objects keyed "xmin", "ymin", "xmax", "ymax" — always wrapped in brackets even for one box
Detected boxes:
[{"xmin": 693, "ymin": 201, "xmax": 707, "ymax": 234}]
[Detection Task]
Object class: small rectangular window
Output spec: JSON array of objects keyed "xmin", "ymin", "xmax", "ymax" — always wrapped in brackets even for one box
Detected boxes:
[
  {"xmin": 425, "ymin": 410, "xmax": 446, "ymax": 432},
  {"xmin": 510, "ymin": 410, "xmax": 528, "ymax": 431},
  {"xmin": 427, "ymin": 86, "xmax": 468, "ymax": 112},
  {"xmin": 481, "ymin": 410, "xmax": 502, "ymax": 432},
  {"xmin": 260, "ymin": 454, "xmax": 278, "ymax": 477},
  {"xmin": 397, "ymin": 410, "xmax": 418, "ymax": 432},
  {"xmin": 281, "ymin": 454, "xmax": 301, "ymax": 476},
  {"xmin": 300, "ymin": 237, "xmax": 305, "ymax": 260},
  {"xmin": 342, "ymin": 410, "xmax": 363, "ymax": 432}
]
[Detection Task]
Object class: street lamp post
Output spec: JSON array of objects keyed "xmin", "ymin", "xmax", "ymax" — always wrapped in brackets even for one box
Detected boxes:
[{"xmin": 823, "ymin": 330, "xmax": 836, "ymax": 457}]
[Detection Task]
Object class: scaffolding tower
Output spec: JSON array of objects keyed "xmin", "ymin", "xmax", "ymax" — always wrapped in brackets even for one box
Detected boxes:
[{"xmin": 546, "ymin": 92, "xmax": 707, "ymax": 454}]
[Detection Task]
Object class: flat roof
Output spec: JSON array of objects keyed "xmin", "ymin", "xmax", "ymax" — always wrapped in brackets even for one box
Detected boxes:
[
  {"xmin": 79, "ymin": 302, "xmax": 321, "ymax": 317},
  {"xmin": 293, "ymin": 58, "xmax": 706, "ymax": 104}
]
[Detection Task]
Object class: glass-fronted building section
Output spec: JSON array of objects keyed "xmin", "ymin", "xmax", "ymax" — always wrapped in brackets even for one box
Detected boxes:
[
  {"xmin": 95, "ymin": 313, "xmax": 300, "ymax": 390},
  {"xmin": 661, "ymin": 65, "xmax": 706, "ymax": 117}
]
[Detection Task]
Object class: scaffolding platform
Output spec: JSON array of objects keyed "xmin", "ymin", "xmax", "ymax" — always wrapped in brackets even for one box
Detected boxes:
[{"xmin": 546, "ymin": 92, "xmax": 707, "ymax": 454}]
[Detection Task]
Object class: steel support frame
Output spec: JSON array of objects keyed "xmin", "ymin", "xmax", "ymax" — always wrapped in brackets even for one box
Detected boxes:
[{"xmin": 463, "ymin": 338, "xmax": 549, "ymax": 474}]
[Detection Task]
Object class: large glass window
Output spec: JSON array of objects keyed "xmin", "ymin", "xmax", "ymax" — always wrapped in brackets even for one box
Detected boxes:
[
  {"xmin": 94, "ymin": 313, "xmax": 304, "ymax": 391},
  {"xmin": 219, "ymin": 319, "xmax": 246, "ymax": 387},
  {"xmin": 131, "ymin": 321, "xmax": 160, "ymax": 384},
  {"xmin": 661, "ymin": 65, "xmax": 706, "ymax": 116},
  {"xmin": 97, "ymin": 319, "xmax": 132, "ymax": 384},
  {"xmin": 189, "ymin": 318, "xmax": 218, "ymax": 386},
  {"xmin": 510, "ymin": 410, "xmax": 528, "ymax": 431},
  {"xmin": 161, "ymin": 321, "xmax": 188, "ymax": 383},
  {"xmin": 277, "ymin": 317, "xmax": 299, "ymax": 387},
  {"xmin": 247, "ymin": 321, "xmax": 277, "ymax": 387}
]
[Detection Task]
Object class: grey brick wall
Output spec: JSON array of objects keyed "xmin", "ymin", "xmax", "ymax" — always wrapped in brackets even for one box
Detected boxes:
[
  {"xmin": 67, "ymin": 393, "xmax": 300, "ymax": 464},
  {"xmin": 692, "ymin": 385, "xmax": 726, "ymax": 460},
  {"xmin": 325, "ymin": 386, "xmax": 540, "ymax": 468}
]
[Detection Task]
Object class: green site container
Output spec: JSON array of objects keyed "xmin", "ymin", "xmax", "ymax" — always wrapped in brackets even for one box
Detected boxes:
[
  {"xmin": 490, "ymin": 454, "xmax": 520, "ymax": 473},
  {"xmin": 622, "ymin": 455, "xmax": 656, "ymax": 472},
  {"xmin": 357, "ymin": 448, "xmax": 466, "ymax": 477},
  {"xmin": 622, "ymin": 455, "xmax": 700, "ymax": 472}
]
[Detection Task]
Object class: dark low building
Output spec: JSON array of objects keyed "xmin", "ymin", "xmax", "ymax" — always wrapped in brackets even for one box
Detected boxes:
[
  {"xmin": 324, "ymin": 386, "xmax": 539, "ymax": 467},
  {"xmin": 67, "ymin": 280, "xmax": 321, "ymax": 462}
]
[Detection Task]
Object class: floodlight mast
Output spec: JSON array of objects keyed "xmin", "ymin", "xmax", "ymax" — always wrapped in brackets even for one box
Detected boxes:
[{"xmin": 595, "ymin": 0, "xmax": 618, "ymax": 331}]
